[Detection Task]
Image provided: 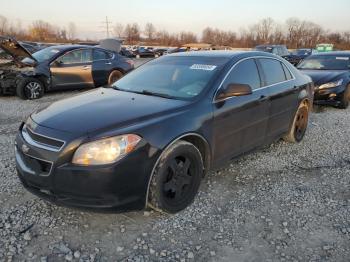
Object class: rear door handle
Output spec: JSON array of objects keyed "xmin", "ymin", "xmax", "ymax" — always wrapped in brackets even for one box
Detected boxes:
[
  {"xmin": 105, "ymin": 62, "xmax": 112, "ymax": 65},
  {"xmin": 82, "ymin": 66, "xmax": 91, "ymax": 70}
]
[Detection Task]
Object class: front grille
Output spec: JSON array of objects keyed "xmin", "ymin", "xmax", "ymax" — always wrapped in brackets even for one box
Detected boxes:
[{"xmin": 22, "ymin": 125, "xmax": 65, "ymax": 152}]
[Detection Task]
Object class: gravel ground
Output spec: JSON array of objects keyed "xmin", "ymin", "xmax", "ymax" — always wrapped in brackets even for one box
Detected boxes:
[{"xmin": 1, "ymin": 88, "xmax": 350, "ymax": 261}]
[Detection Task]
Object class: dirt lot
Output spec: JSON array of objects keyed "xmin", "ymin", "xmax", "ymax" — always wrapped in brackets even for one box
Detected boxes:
[{"xmin": 0, "ymin": 77, "xmax": 350, "ymax": 261}]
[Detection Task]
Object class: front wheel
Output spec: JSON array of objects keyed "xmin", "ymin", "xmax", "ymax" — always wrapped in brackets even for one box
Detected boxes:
[
  {"xmin": 283, "ymin": 100, "xmax": 310, "ymax": 143},
  {"xmin": 16, "ymin": 78, "xmax": 44, "ymax": 100},
  {"xmin": 338, "ymin": 85, "xmax": 350, "ymax": 109},
  {"xmin": 148, "ymin": 141, "xmax": 204, "ymax": 213}
]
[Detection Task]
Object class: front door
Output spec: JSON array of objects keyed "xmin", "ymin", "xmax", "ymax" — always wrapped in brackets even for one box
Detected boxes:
[
  {"xmin": 212, "ymin": 58, "xmax": 271, "ymax": 164},
  {"xmin": 50, "ymin": 49, "xmax": 94, "ymax": 89}
]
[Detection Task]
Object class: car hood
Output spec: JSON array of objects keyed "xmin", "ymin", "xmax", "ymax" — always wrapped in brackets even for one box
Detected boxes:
[
  {"xmin": 299, "ymin": 69, "xmax": 348, "ymax": 85},
  {"xmin": 31, "ymin": 88, "xmax": 190, "ymax": 134},
  {"xmin": 0, "ymin": 36, "xmax": 37, "ymax": 65}
]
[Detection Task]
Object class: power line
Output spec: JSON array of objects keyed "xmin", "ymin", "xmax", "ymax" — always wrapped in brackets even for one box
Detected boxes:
[{"xmin": 100, "ymin": 16, "xmax": 112, "ymax": 38}]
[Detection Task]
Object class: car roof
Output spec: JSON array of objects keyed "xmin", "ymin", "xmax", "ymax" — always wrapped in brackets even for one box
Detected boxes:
[
  {"xmin": 256, "ymin": 44, "xmax": 286, "ymax": 47},
  {"xmin": 168, "ymin": 50, "xmax": 277, "ymax": 59},
  {"xmin": 46, "ymin": 44, "xmax": 94, "ymax": 51}
]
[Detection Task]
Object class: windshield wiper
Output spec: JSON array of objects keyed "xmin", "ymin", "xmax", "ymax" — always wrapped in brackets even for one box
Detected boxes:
[
  {"xmin": 141, "ymin": 90, "xmax": 174, "ymax": 99},
  {"xmin": 113, "ymin": 87, "xmax": 175, "ymax": 99}
]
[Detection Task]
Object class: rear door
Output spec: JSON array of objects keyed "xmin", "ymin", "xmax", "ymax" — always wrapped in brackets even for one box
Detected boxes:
[
  {"xmin": 50, "ymin": 49, "xmax": 94, "ymax": 89},
  {"xmin": 212, "ymin": 58, "xmax": 270, "ymax": 164},
  {"xmin": 92, "ymin": 49, "xmax": 115, "ymax": 86},
  {"xmin": 257, "ymin": 58, "xmax": 298, "ymax": 139}
]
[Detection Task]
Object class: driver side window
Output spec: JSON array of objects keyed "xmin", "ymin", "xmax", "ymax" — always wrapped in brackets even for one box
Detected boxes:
[
  {"xmin": 57, "ymin": 49, "xmax": 92, "ymax": 64},
  {"xmin": 223, "ymin": 59, "xmax": 261, "ymax": 90}
]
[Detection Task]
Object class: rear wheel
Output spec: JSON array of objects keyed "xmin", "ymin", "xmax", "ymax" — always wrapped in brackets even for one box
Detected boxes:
[
  {"xmin": 107, "ymin": 70, "xmax": 123, "ymax": 85},
  {"xmin": 338, "ymin": 85, "xmax": 350, "ymax": 109},
  {"xmin": 148, "ymin": 141, "xmax": 203, "ymax": 213},
  {"xmin": 16, "ymin": 78, "xmax": 44, "ymax": 100},
  {"xmin": 283, "ymin": 100, "xmax": 309, "ymax": 143}
]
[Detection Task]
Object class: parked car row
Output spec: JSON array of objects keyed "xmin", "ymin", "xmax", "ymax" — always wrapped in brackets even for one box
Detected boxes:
[{"xmin": 254, "ymin": 44, "xmax": 319, "ymax": 66}]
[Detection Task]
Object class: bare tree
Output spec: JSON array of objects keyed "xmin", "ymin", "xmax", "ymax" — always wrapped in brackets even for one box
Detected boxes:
[
  {"xmin": 0, "ymin": 15, "xmax": 8, "ymax": 35},
  {"xmin": 29, "ymin": 20, "xmax": 56, "ymax": 41},
  {"xmin": 144, "ymin": 22, "xmax": 156, "ymax": 41},
  {"xmin": 113, "ymin": 23, "xmax": 124, "ymax": 38},
  {"xmin": 124, "ymin": 23, "xmax": 140, "ymax": 43},
  {"xmin": 68, "ymin": 22, "xmax": 77, "ymax": 40}
]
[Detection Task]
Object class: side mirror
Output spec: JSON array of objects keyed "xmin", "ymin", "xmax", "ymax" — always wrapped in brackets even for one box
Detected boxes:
[{"xmin": 216, "ymin": 83, "xmax": 252, "ymax": 100}]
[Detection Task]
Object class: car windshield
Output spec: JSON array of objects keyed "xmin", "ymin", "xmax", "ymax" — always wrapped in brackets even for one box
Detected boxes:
[
  {"xmin": 255, "ymin": 46, "xmax": 273, "ymax": 53},
  {"xmin": 112, "ymin": 56, "xmax": 229, "ymax": 99},
  {"xmin": 297, "ymin": 55, "xmax": 350, "ymax": 70},
  {"xmin": 25, "ymin": 47, "xmax": 61, "ymax": 63}
]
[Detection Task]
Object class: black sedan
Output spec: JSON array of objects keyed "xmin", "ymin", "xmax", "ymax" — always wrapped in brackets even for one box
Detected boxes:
[
  {"xmin": 133, "ymin": 47, "xmax": 157, "ymax": 58},
  {"xmin": 16, "ymin": 51, "xmax": 313, "ymax": 213},
  {"xmin": 298, "ymin": 52, "xmax": 350, "ymax": 108},
  {"xmin": 0, "ymin": 37, "xmax": 134, "ymax": 99}
]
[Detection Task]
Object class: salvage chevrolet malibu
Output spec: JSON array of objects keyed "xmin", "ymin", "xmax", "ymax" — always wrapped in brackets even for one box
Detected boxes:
[
  {"xmin": 16, "ymin": 51, "xmax": 313, "ymax": 213},
  {"xmin": 0, "ymin": 37, "xmax": 134, "ymax": 99}
]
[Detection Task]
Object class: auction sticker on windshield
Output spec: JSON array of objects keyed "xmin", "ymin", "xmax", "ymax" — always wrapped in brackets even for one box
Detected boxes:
[
  {"xmin": 190, "ymin": 64, "xmax": 217, "ymax": 71},
  {"xmin": 336, "ymin": 57, "xmax": 349, "ymax": 60}
]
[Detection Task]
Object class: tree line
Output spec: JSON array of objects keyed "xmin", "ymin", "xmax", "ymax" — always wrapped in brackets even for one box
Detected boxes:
[{"xmin": 0, "ymin": 14, "xmax": 349, "ymax": 49}]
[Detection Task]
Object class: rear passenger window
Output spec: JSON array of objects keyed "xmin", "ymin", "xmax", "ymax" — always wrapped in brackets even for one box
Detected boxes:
[
  {"xmin": 282, "ymin": 63, "xmax": 293, "ymax": 80},
  {"xmin": 223, "ymin": 59, "xmax": 261, "ymax": 90},
  {"xmin": 259, "ymin": 58, "xmax": 286, "ymax": 85},
  {"xmin": 93, "ymin": 50, "xmax": 112, "ymax": 60}
]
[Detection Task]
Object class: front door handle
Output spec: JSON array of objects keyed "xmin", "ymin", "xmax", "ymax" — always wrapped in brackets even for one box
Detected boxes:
[
  {"xmin": 82, "ymin": 66, "xmax": 91, "ymax": 70},
  {"xmin": 105, "ymin": 62, "xmax": 112, "ymax": 65},
  {"xmin": 259, "ymin": 95, "xmax": 269, "ymax": 102}
]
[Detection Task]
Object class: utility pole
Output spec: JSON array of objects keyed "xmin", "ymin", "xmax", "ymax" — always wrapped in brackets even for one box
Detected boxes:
[{"xmin": 101, "ymin": 16, "xmax": 112, "ymax": 38}]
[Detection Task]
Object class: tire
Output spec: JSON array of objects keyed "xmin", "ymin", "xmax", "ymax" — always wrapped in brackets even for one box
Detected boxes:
[
  {"xmin": 107, "ymin": 70, "xmax": 123, "ymax": 85},
  {"xmin": 283, "ymin": 100, "xmax": 309, "ymax": 143},
  {"xmin": 148, "ymin": 140, "xmax": 204, "ymax": 213},
  {"xmin": 338, "ymin": 85, "xmax": 350, "ymax": 109},
  {"xmin": 16, "ymin": 78, "xmax": 44, "ymax": 100}
]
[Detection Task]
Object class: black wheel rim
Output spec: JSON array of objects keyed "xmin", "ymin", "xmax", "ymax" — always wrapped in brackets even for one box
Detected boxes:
[
  {"xmin": 25, "ymin": 82, "xmax": 41, "ymax": 99},
  {"xmin": 162, "ymin": 156, "xmax": 196, "ymax": 205},
  {"xmin": 294, "ymin": 106, "xmax": 308, "ymax": 141}
]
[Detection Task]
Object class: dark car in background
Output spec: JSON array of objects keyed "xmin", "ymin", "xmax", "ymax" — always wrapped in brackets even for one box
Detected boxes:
[
  {"xmin": 0, "ymin": 37, "xmax": 134, "ymax": 99},
  {"xmin": 284, "ymin": 49, "xmax": 316, "ymax": 66},
  {"xmin": 133, "ymin": 47, "xmax": 157, "ymax": 58},
  {"xmin": 298, "ymin": 51, "xmax": 350, "ymax": 108},
  {"xmin": 16, "ymin": 51, "xmax": 313, "ymax": 213},
  {"xmin": 119, "ymin": 47, "xmax": 134, "ymax": 58},
  {"xmin": 255, "ymin": 45, "xmax": 290, "ymax": 58}
]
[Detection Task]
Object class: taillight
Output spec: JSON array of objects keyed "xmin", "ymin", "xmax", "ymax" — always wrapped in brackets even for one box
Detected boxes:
[{"xmin": 126, "ymin": 59, "xmax": 134, "ymax": 67}]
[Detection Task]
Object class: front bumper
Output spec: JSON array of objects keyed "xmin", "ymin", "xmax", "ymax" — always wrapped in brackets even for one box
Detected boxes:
[
  {"xmin": 15, "ymin": 121, "xmax": 158, "ymax": 212},
  {"xmin": 313, "ymin": 85, "xmax": 346, "ymax": 106}
]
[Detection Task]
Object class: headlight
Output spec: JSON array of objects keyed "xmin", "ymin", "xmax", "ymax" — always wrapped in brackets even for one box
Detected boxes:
[
  {"xmin": 318, "ymin": 79, "xmax": 343, "ymax": 89},
  {"xmin": 72, "ymin": 134, "xmax": 141, "ymax": 166}
]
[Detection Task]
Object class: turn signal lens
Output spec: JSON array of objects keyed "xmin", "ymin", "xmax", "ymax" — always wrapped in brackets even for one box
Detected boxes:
[{"xmin": 72, "ymin": 134, "xmax": 141, "ymax": 166}]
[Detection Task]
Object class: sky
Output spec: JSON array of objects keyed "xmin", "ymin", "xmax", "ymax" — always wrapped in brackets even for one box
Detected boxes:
[{"xmin": 1, "ymin": 0, "xmax": 349, "ymax": 40}]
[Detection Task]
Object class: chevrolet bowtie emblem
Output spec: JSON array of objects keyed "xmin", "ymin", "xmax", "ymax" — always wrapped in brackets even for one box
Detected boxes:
[{"xmin": 21, "ymin": 144, "xmax": 30, "ymax": 154}]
